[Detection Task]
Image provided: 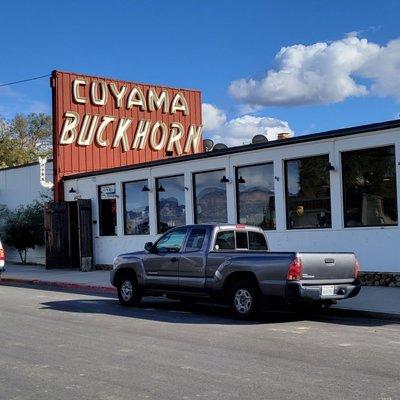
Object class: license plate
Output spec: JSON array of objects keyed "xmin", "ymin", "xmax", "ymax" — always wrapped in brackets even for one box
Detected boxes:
[{"xmin": 321, "ymin": 285, "xmax": 335, "ymax": 296}]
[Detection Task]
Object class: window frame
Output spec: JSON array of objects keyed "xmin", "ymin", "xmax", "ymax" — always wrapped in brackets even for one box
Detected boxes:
[
  {"xmin": 235, "ymin": 161, "xmax": 276, "ymax": 230},
  {"xmin": 155, "ymin": 174, "xmax": 186, "ymax": 234},
  {"xmin": 98, "ymin": 183, "xmax": 117, "ymax": 237},
  {"xmin": 284, "ymin": 153, "xmax": 332, "ymax": 230},
  {"xmin": 192, "ymin": 168, "xmax": 227, "ymax": 224},
  {"xmin": 122, "ymin": 178, "xmax": 149, "ymax": 236},
  {"xmin": 340, "ymin": 144, "xmax": 398, "ymax": 229}
]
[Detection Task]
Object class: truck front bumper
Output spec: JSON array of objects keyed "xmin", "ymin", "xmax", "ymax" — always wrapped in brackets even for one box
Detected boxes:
[{"xmin": 285, "ymin": 279, "xmax": 362, "ymax": 302}]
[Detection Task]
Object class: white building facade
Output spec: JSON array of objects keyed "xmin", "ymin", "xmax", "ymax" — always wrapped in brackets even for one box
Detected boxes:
[
  {"xmin": 62, "ymin": 121, "xmax": 400, "ymax": 273},
  {"xmin": 0, "ymin": 161, "xmax": 53, "ymax": 264}
]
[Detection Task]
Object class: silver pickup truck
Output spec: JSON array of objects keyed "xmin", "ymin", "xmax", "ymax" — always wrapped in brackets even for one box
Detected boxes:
[{"xmin": 111, "ymin": 224, "xmax": 361, "ymax": 318}]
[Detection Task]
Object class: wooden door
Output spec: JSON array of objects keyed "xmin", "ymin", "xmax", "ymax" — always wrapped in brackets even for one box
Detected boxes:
[
  {"xmin": 44, "ymin": 202, "xmax": 69, "ymax": 269},
  {"xmin": 77, "ymin": 199, "xmax": 93, "ymax": 270}
]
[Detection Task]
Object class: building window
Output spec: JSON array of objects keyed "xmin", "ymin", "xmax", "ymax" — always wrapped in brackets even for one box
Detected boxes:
[
  {"xmin": 236, "ymin": 163, "xmax": 275, "ymax": 229},
  {"xmin": 193, "ymin": 169, "xmax": 227, "ymax": 224},
  {"xmin": 98, "ymin": 184, "xmax": 117, "ymax": 236},
  {"xmin": 156, "ymin": 175, "xmax": 185, "ymax": 234},
  {"xmin": 342, "ymin": 145, "xmax": 398, "ymax": 227},
  {"xmin": 285, "ymin": 155, "xmax": 332, "ymax": 229},
  {"xmin": 123, "ymin": 180, "xmax": 149, "ymax": 235}
]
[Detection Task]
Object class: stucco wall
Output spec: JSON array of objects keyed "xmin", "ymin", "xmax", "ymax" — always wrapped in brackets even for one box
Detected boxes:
[
  {"xmin": 64, "ymin": 127, "xmax": 400, "ymax": 272},
  {"xmin": 0, "ymin": 162, "xmax": 53, "ymax": 264}
]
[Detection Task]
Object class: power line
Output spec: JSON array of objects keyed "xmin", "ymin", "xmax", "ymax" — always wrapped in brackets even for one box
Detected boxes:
[{"xmin": 0, "ymin": 74, "xmax": 50, "ymax": 88}]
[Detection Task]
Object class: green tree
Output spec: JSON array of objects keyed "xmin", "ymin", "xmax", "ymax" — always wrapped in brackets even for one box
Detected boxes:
[
  {"xmin": 1, "ymin": 201, "xmax": 45, "ymax": 264},
  {"xmin": 0, "ymin": 113, "xmax": 52, "ymax": 168}
]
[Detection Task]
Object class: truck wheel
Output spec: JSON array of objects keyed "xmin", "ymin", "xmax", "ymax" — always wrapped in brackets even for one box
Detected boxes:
[
  {"xmin": 117, "ymin": 275, "xmax": 142, "ymax": 307},
  {"xmin": 230, "ymin": 280, "xmax": 258, "ymax": 319}
]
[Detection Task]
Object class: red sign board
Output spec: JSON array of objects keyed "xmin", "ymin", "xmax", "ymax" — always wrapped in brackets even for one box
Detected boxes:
[{"xmin": 51, "ymin": 70, "xmax": 203, "ymax": 201}]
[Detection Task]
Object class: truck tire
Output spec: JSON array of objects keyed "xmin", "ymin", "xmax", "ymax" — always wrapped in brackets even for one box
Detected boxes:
[
  {"xmin": 229, "ymin": 280, "xmax": 259, "ymax": 319},
  {"xmin": 117, "ymin": 275, "xmax": 142, "ymax": 307}
]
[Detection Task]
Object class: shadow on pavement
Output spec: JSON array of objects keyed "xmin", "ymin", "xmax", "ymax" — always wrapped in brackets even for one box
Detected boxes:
[{"xmin": 40, "ymin": 296, "xmax": 396, "ymax": 327}]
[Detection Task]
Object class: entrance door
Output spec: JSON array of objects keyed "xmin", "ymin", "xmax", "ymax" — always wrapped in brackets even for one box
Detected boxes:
[
  {"xmin": 44, "ymin": 202, "xmax": 70, "ymax": 268},
  {"xmin": 77, "ymin": 199, "xmax": 93, "ymax": 270},
  {"xmin": 45, "ymin": 200, "xmax": 93, "ymax": 269}
]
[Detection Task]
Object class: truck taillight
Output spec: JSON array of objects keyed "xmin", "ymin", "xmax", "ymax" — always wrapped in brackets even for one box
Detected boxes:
[
  {"xmin": 287, "ymin": 257, "xmax": 302, "ymax": 281},
  {"xmin": 354, "ymin": 257, "xmax": 360, "ymax": 279},
  {"xmin": 0, "ymin": 248, "xmax": 4, "ymax": 260}
]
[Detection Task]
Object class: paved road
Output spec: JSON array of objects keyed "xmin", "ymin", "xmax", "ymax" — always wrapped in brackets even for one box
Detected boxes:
[{"xmin": 0, "ymin": 284, "xmax": 399, "ymax": 400}]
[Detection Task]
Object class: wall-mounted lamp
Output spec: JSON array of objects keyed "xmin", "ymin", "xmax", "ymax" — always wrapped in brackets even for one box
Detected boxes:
[
  {"xmin": 157, "ymin": 185, "xmax": 166, "ymax": 192},
  {"xmin": 142, "ymin": 185, "xmax": 150, "ymax": 192},
  {"xmin": 274, "ymin": 176, "xmax": 280, "ymax": 182},
  {"xmin": 184, "ymin": 186, "xmax": 190, "ymax": 191},
  {"xmin": 220, "ymin": 175, "xmax": 230, "ymax": 183},
  {"xmin": 69, "ymin": 187, "xmax": 77, "ymax": 194},
  {"xmin": 237, "ymin": 176, "xmax": 246, "ymax": 184},
  {"xmin": 326, "ymin": 162, "xmax": 336, "ymax": 171}
]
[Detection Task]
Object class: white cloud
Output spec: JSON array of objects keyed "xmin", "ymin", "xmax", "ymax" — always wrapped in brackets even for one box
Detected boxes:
[
  {"xmin": 202, "ymin": 103, "xmax": 227, "ymax": 131},
  {"xmin": 229, "ymin": 36, "xmax": 400, "ymax": 107},
  {"xmin": 202, "ymin": 103, "xmax": 294, "ymax": 147}
]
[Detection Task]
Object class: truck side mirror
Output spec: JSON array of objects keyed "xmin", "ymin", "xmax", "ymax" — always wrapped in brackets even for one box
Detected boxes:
[{"xmin": 144, "ymin": 242, "xmax": 154, "ymax": 252}]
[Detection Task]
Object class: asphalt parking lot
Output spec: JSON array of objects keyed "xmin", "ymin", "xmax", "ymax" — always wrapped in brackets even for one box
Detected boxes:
[{"xmin": 0, "ymin": 284, "xmax": 399, "ymax": 400}]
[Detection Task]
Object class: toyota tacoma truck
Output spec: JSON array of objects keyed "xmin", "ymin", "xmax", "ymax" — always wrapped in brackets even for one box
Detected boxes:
[{"xmin": 111, "ymin": 224, "xmax": 361, "ymax": 318}]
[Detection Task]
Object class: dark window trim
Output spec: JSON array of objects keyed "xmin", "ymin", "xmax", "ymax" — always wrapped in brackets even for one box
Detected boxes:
[
  {"xmin": 284, "ymin": 154, "xmax": 332, "ymax": 230},
  {"xmin": 155, "ymin": 174, "xmax": 185, "ymax": 234},
  {"xmin": 340, "ymin": 144, "xmax": 398, "ymax": 229},
  {"xmin": 98, "ymin": 183, "xmax": 117, "ymax": 236},
  {"xmin": 235, "ymin": 161, "xmax": 275, "ymax": 230},
  {"xmin": 122, "ymin": 178, "xmax": 149, "ymax": 236},
  {"xmin": 192, "ymin": 168, "xmax": 226, "ymax": 224}
]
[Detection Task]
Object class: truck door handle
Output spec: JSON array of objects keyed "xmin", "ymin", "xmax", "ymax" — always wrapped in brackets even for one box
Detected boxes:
[{"xmin": 170, "ymin": 257, "xmax": 178, "ymax": 262}]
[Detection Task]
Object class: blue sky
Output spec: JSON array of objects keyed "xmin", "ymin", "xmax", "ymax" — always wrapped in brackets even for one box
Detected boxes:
[{"xmin": 1, "ymin": 0, "xmax": 400, "ymax": 144}]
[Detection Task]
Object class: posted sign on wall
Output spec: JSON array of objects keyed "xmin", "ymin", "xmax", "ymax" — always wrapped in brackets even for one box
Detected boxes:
[{"xmin": 51, "ymin": 70, "xmax": 203, "ymax": 201}]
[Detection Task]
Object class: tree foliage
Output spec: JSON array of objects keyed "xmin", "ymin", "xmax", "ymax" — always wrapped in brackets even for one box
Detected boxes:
[
  {"xmin": 0, "ymin": 113, "xmax": 52, "ymax": 168},
  {"xmin": 1, "ymin": 201, "xmax": 45, "ymax": 264}
]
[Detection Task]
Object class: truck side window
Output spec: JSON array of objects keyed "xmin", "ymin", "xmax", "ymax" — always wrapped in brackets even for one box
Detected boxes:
[
  {"xmin": 185, "ymin": 229, "xmax": 206, "ymax": 251},
  {"xmin": 248, "ymin": 231, "xmax": 268, "ymax": 250},
  {"xmin": 215, "ymin": 231, "xmax": 235, "ymax": 250},
  {"xmin": 155, "ymin": 229, "xmax": 187, "ymax": 253},
  {"xmin": 235, "ymin": 231, "xmax": 248, "ymax": 249}
]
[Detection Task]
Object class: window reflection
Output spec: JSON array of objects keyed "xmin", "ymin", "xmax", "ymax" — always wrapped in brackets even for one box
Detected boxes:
[
  {"xmin": 236, "ymin": 163, "xmax": 275, "ymax": 229},
  {"xmin": 123, "ymin": 180, "xmax": 149, "ymax": 235},
  {"xmin": 285, "ymin": 155, "xmax": 332, "ymax": 229},
  {"xmin": 342, "ymin": 145, "xmax": 398, "ymax": 227},
  {"xmin": 156, "ymin": 175, "xmax": 186, "ymax": 234},
  {"xmin": 193, "ymin": 169, "xmax": 227, "ymax": 224}
]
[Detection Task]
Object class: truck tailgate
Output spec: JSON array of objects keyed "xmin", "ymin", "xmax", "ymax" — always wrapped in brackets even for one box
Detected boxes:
[{"xmin": 299, "ymin": 252, "xmax": 356, "ymax": 281}]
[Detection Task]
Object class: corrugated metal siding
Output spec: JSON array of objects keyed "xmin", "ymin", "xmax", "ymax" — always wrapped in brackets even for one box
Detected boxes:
[{"xmin": 52, "ymin": 70, "xmax": 203, "ymax": 201}]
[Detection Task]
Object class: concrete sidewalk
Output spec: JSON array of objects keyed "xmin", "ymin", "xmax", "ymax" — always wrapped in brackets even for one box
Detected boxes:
[
  {"xmin": 1, "ymin": 263, "xmax": 399, "ymax": 320},
  {"xmin": 1, "ymin": 263, "xmax": 115, "ymax": 293}
]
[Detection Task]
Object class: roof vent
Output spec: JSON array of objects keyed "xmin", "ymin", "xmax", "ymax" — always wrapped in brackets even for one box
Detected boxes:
[
  {"xmin": 251, "ymin": 134, "xmax": 268, "ymax": 144},
  {"xmin": 203, "ymin": 139, "xmax": 214, "ymax": 152},
  {"xmin": 277, "ymin": 132, "xmax": 292, "ymax": 140},
  {"xmin": 213, "ymin": 143, "xmax": 228, "ymax": 150}
]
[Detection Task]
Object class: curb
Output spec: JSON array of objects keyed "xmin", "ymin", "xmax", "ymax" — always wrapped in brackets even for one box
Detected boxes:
[
  {"xmin": 324, "ymin": 307, "xmax": 400, "ymax": 322},
  {"xmin": 0, "ymin": 277, "xmax": 117, "ymax": 294}
]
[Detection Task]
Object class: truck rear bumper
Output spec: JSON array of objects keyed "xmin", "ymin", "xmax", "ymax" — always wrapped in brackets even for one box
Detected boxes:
[{"xmin": 285, "ymin": 279, "xmax": 361, "ymax": 302}]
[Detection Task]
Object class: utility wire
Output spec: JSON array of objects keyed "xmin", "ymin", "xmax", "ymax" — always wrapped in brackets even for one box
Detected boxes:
[{"xmin": 0, "ymin": 74, "xmax": 50, "ymax": 88}]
